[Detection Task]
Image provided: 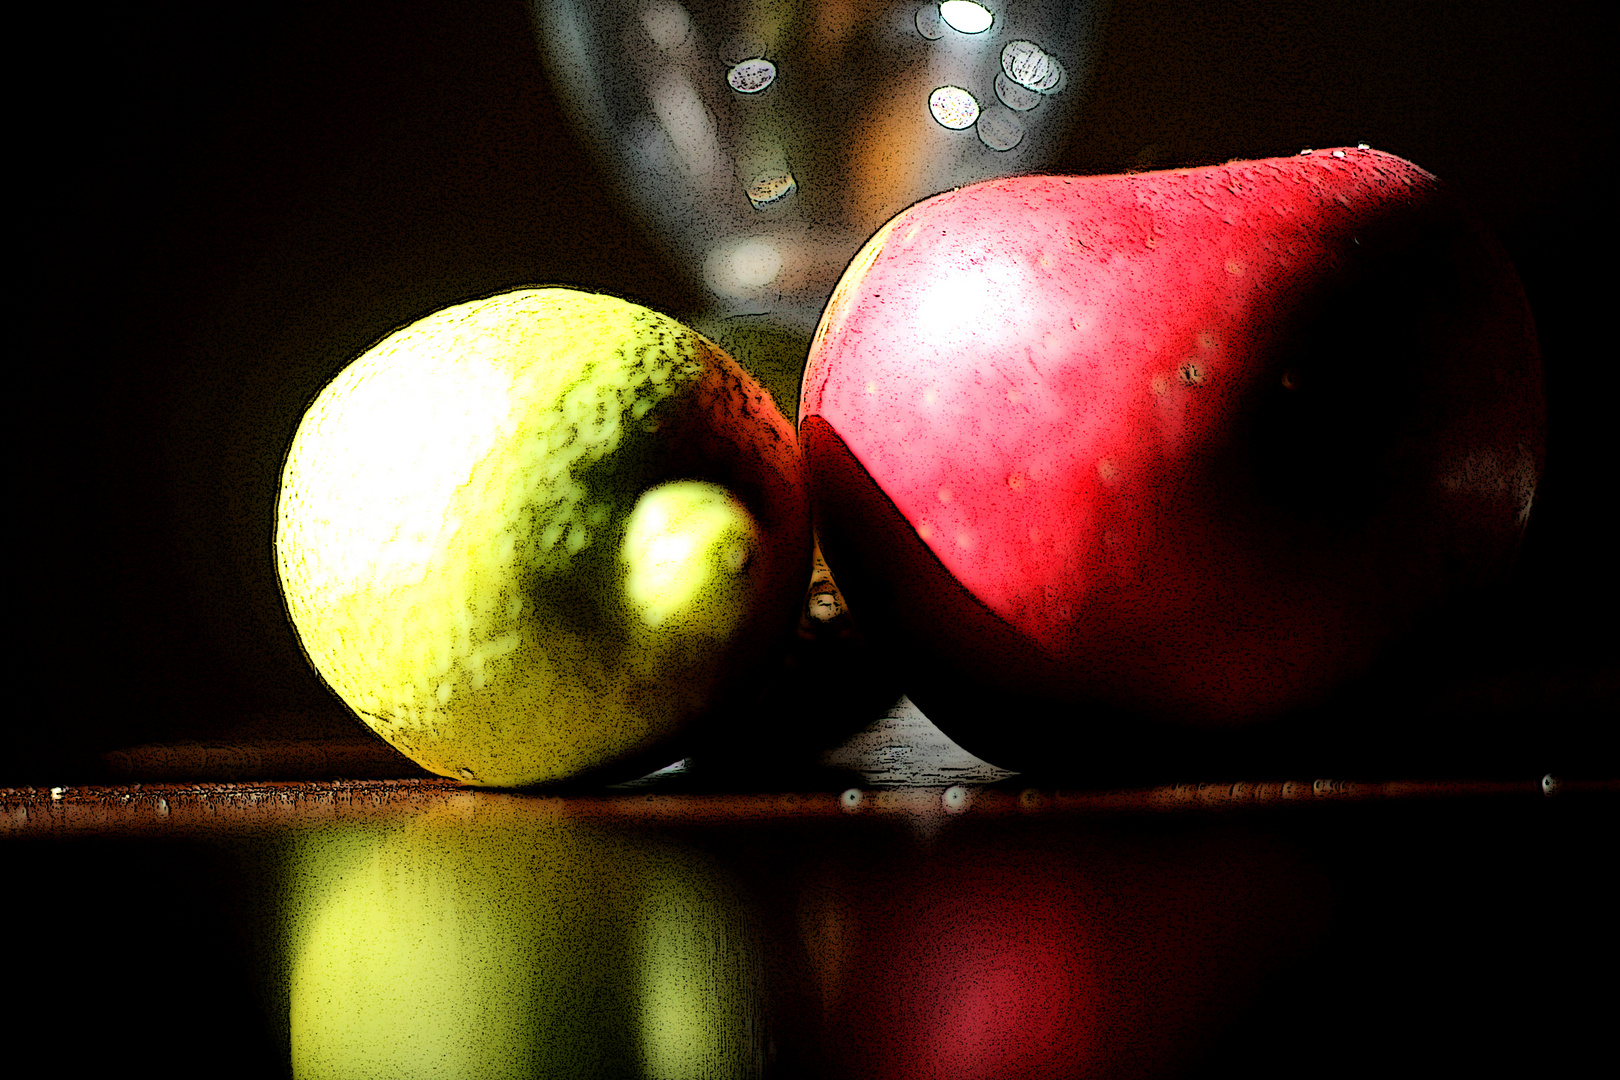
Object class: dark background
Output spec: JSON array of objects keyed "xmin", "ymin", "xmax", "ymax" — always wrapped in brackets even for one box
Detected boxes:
[{"xmin": 11, "ymin": 1, "xmax": 1615, "ymax": 1074}]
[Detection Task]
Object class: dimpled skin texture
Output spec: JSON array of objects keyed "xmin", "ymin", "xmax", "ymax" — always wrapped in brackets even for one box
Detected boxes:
[
  {"xmin": 800, "ymin": 149, "xmax": 1543, "ymax": 728},
  {"xmin": 277, "ymin": 289, "xmax": 809, "ymax": 787}
]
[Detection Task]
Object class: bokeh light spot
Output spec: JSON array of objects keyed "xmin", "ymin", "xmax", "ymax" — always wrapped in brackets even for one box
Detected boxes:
[
  {"xmin": 929, "ymin": 86, "xmax": 981, "ymax": 130},
  {"xmin": 940, "ymin": 1, "xmax": 994, "ymax": 34}
]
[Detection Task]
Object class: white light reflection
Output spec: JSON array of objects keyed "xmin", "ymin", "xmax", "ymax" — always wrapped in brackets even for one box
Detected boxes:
[
  {"xmin": 940, "ymin": 1, "xmax": 994, "ymax": 34},
  {"xmin": 914, "ymin": 272, "xmax": 991, "ymax": 340},
  {"xmin": 705, "ymin": 237, "xmax": 783, "ymax": 298}
]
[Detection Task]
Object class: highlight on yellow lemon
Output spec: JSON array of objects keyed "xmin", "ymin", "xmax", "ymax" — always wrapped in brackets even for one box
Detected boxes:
[
  {"xmin": 274, "ymin": 287, "xmax": 810, "ymax": 788},
  {"xmin": 282, "ymin": 803, "xmax": 769, "ymax": 1079},
  {"xmin": 622, "ymin": 480, "xmax": 758, "ymax": 637}
]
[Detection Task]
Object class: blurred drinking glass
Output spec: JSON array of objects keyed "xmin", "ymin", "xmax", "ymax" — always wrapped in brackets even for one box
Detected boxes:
[{"xmin": 533, "ymin": 1, "xmax": 1105, "ymax": 413}]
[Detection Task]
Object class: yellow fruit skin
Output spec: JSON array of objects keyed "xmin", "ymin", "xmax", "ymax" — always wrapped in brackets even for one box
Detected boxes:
[{"xmin": 275, "ymin": 288, "xmax": 809, "ymax": 787}]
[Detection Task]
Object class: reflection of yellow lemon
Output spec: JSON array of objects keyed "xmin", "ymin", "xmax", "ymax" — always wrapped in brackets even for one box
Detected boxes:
[
  {"xmin": 275, "ymin": 288, "xmax": 809, "ymax": 787},
  {"xmin": 284, "ymin": 803, "xmax": 766, "ymax": 1078}
]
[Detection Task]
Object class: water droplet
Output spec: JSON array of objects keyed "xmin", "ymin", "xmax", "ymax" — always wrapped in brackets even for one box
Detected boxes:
[
  {"xmin": 727, "ymin": 58, "xmax": 776, "ymax": 95},
  {"xmin": 929, "ymin": 86, "xmax": 980, "ymax": 130}
]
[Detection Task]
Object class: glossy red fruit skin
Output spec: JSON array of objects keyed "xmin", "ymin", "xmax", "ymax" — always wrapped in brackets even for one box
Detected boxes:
[{"xmin": 799, "ymin": 149, "xmax": 1543, "ymax": 738}]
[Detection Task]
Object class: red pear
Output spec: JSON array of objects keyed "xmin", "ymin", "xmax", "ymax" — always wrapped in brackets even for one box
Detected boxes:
[{"xmin": 799, "ymin": 149, "xmax": 1543, "ymax": 759}]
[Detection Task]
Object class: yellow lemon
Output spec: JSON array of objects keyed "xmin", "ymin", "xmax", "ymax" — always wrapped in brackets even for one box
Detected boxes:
[{"xmin": 275, "ymin": 288, "xmax": 809, "ymax": 787}]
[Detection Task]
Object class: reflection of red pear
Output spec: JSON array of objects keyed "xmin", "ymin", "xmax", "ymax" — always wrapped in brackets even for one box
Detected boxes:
[
  {"xmin": 800, "ymin": 826, "xmax": 1330, "ymax": 1080},
  {"xmin": 801, "ymin": 149, "xmax": 1544, "ymax": 755}
]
